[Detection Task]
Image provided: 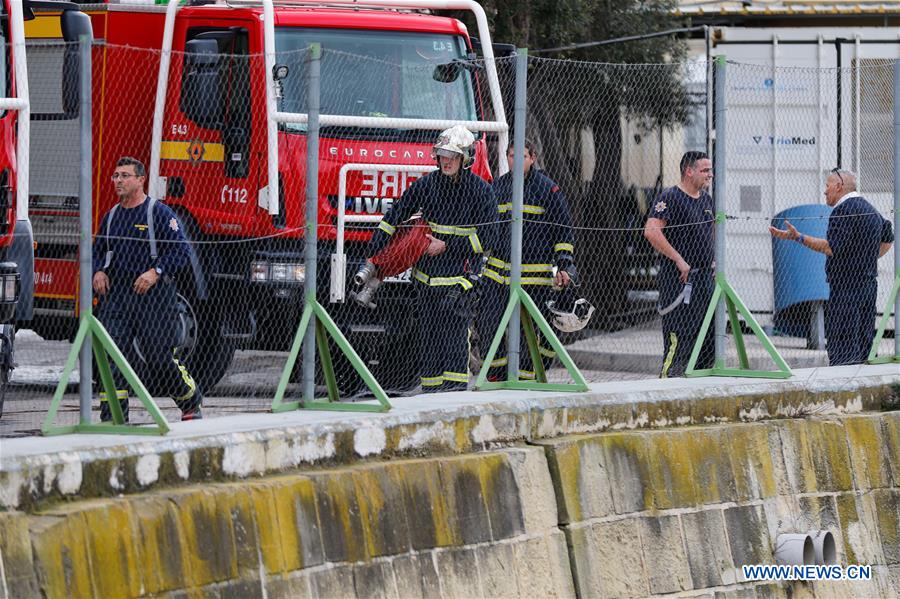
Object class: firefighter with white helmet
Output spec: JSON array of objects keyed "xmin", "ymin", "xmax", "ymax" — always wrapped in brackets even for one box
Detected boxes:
[{"xmin": 366, "ymin": 125, "xmax": 496, "ymax": 392}]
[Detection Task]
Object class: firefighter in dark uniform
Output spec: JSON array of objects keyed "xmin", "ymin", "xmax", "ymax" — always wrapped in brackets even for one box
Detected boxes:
[
  {"xmin": 366, "ymin": 126, "xmax": 496, "ymax": 392},
  {"xmin": 770, "ymin": 168, "xmax": 894, "ymax": 365},
  {"xmin": 92, "ymin": 156, "xmax": 203, "ymax": 421},
  {"xmin": 477, "ymin": 140, "xmax": 577, "ymax": 380},
  {"xmin": 644, "ymin": 151, "xmax": 716, "ymax": 378}
]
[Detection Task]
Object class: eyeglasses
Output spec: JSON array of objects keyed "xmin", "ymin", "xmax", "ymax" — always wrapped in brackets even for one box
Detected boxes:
[
  {"xmin": 830, "ymin": 168, "xmax": 844, "ymax": 186},
  {"xmin": 110, "ymin": 173, "xmax": 138, "ymax": 181}
]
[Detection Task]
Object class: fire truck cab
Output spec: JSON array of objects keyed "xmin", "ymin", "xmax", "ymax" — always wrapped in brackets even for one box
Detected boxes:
[
  {"xmin": 28, "ymin": 0, "xmax": 507, "ymax": 393},
  {"xmin": 0, "ymin": 0, "xmax": 88, "ymax": 411}
]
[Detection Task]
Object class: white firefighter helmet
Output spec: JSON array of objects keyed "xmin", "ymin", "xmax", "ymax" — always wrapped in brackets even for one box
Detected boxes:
[
  {"xmin": 432, "ymin": 125, "xmax": 475, "ymax": 166},
  {"xmin": 546, "ymin": 289, "xmax": 595, "ymax": 333}
]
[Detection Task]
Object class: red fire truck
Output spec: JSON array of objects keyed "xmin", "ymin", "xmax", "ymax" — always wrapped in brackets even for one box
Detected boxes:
[
  {"xmin": 27, "ymin": 0, "xmax": 507, "ymax": 393},
  {"xmin": 0, "ymin": 0, "xmax": 88, "ymax": 412}
]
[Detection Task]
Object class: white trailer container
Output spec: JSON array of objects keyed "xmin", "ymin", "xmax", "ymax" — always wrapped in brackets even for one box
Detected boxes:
[{"xmin": 711, "ymin": 27, "xmax": 898, "ymax": 320}]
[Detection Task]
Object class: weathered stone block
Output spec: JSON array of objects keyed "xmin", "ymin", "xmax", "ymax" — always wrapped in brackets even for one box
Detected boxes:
[
  {"xmin": 762, "ymin": 497, "xmax": 797, "ymax": 546},
  {"xmin": 128, "ymin": 495, "xmax": 189, "ymax": 594},
  {"xmin": 503, "ymin": 447, "xmax": 557, "ymax": 534},
  {"xmin": 169, "ymin": 487, "xmax": 239, "ymax": 587},
  {"xmin": 482, "ymin": 454, "xmax": 527, "ymax": 541},
  {"xmin": 681, "ymin": 509, "xmax": 734, "ymax": 588},
  {"xmin": 273, "ymin": 476, "xmax": 325, "ymax": 569},
  {"xmin": 264, "ymin": 573, "xmax": 314, "ymax": 599},
  {"xmin": 752, "ymin": 582, "xmax": 789, "ymax": 598},
  {"xmin": 355, "ymin": 466, "xmax": 411, "ymax": 558},
  {"xmin": 390, "ymin": 553, "xmax": 441, "ymax": 599},
  {"xmin": 352, "ymin": 560, "xmax": 399, "ymax": 599},
  {"xmin": 686, "ymin": 427, "xmax": 739, "ymax": 504},
  {"xmin": 542, "ymin": 439, "xmax": 608, "ymax": 524},
  {"xmin": 513, "ymin": 536, "xmax": 562, "ymax": 599},
  {"xmin": 438, "ymin": 460, "xmax": 492, "ymax": 546},
  {"xmin": 723, "ymin": 504, "xmax": 771, "ymax": 567},
  {"xmin": 395, "ymin": 461, "xmax": 455, "ymax": 551},
  {"xmin": 308, "ymin": 564, "xmax": 356, "ymax": 598},
  {"xmin": 0, "ymin": 512, "xmax": 39, "ymax": 598},
  {"xmin": 639, "ymin": 515, "xmax": 691, "ymax": 594},
  {"xmin": 29, "ymin": 513, "xmax": 95, "ymax": 598},
  {"xmin": 598, "ymin": 433, "xmax": 651, "ymax": 515},
  {"xmin": 725, "ymin": 425, "xmax": 779, "ymax": 502},
  {"xmin": 568, "ymin": 519, "xmax": 649, "ymax": 598},
  {"xmin": 836, "ymin": 492, "xmax": 885, "ymax": 565},
  {"xmin": 546, "ymin": 529, "xmax": 577, "ymax": 598},
  {"xmin": 248, "ymin": 483, "xmax": 289, "ymax": 575},
  {"xmin": 434, "ymin": 547, "xmax": 482, "ymax": 597},
  {"xmin": 882, "ymin": 413, "xmax": 900, "ymax": 487},
  {"xmin": 872, "ymin": 489, "xmax": 900, "ymax": 564},
  {"xmin": 217, "ymin": 578, "xmax": 265, "ymax": 599},
  {"xmin": 311, "ymin": 471, "xmax": 368, "ymax": 563},
  {"xmin": 796, "ymin": 494, "xmax": 840, "ymax": 534},
  {"xmin": 213, "ymin": 485, "xmax": 261, "ymax": 576},
  {"xmin": 645, "ymin": 430, "xmax": 701, "ymax": 510},
  {"xmin": 844, "ymin": 415, "xmax": 894, "ymax": 491},
  {"xmin": 475, "ymin": 543, "xmax": 519, "ymax": 598},
  {"xmin": 777, "ymin": 421, "xmax": 817, "ymax": 494},
  {"xmin": 68, "ymin": 500, "xmax": 141, "ymax": 598},
  {"xmin": 806, "ymin": 420, "xmax": 854, "ymax": 492}
]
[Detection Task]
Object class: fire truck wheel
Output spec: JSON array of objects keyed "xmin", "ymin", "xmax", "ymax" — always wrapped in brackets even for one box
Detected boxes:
[{"xmin": 175, "ymin": 292, "xmax": 235, "ymax": 394}]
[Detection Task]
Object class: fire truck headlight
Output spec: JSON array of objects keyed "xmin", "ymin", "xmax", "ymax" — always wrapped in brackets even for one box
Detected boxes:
[
  {"xmin": 0, "ymin": 263, "xmax": 19, "ymax": 304},
  {"xmin": 250, "ymin": 261, "xmax": 269, "ymax": 282},
  {"xmin": 271, "ymin": 263, "xmax": 289, "ymax": 282}
]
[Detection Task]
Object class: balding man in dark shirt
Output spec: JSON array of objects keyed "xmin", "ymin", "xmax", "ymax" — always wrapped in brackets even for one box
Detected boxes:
[{"xmin": 770, "ymin": 169, "xmax": 894, "ymax": 365}]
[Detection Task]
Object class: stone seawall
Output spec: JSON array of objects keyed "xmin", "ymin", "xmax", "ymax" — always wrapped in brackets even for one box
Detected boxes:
[{"xmin": 1, "ymin": 367, "xmax": 898, "ymax": 598}]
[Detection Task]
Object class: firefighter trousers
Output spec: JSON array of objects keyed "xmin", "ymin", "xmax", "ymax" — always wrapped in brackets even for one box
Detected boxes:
[
  {"xmin": 97, "ymin": 279, "xmax": 200, "ymax": 420},
  {"xmin": 825, "ymin": 282, "xmax": 877, "ymax": 366},
  {"xmin": 660, "ymin": 270, "xmax": 715, "ymax": 378},
  {"xmin": 476, "ymin": 279, "xmax": 556, "ymax": 381},
  {"xmin": 416, "ymin": 280, "xmax": 472, "ymax": 393}
]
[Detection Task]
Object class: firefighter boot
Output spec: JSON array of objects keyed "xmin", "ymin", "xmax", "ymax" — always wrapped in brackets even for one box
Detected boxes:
[
  {"xmin": 99, "ymin": 389, "xmax": 130, "ymax": 423},
  {"xmin": 176, "ymin": 385, "xmax": 203, "ymax": 421}
]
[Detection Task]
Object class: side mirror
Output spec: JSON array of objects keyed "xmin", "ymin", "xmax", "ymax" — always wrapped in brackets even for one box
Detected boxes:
[
  {"xmin": 181, "ymin": 38, "xmax": 222, "ymax": 129},
  {"xmin": 433, "ymin": 62, "xmax": 461, "ymax": 83}
]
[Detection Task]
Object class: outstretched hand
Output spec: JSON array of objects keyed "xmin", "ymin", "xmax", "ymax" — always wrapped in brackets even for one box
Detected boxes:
[{"xmin": 769, "ymin": 219, "xmax": 800, "ymax": 241}]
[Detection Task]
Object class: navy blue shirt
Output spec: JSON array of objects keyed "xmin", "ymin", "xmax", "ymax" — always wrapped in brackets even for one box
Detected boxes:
[
  {"xmin": 368, "ymin": 170, "xmax": 496, "ymax": 278},
  {"xmin": 826, "ymin": 195, "xmax": 894, "ymax": 289},
  {"xmin": 650, "ymin": 185, "xmax": 715, "ymax": 274},
  {"xmin": 92, "ymin": 197, "xmax": 190, "ymax": 282}
]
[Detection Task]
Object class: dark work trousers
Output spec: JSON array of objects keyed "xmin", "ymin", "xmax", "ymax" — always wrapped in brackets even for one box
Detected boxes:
[
  {"xmin": 97, "ymin": 277, "xmax": 198, "ymax": 419},
  {"xmin": 476, "ymin": 279, "xmax": 556, "ymax": 380},
  {"xmin": 417, "ymin": 281, "xmax": 472, "ymax": 393},
  {"xmin": 660, "ymin": 269, "xmax": 715, "ymax": 377},
  {"xmin": 825, "ymin": 281, "xmax": 878, "ymax": 366}
]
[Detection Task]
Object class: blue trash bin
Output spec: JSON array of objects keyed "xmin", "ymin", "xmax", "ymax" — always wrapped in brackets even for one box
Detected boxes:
[{"xmin": 771, "ymin": 204, "xmax": 832, "ymax": 339}]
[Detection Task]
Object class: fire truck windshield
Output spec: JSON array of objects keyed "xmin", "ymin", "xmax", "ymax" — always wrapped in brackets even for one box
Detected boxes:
[{"xmin": 275, "ymin": 28, "xmax": 477, "ymax": 137}]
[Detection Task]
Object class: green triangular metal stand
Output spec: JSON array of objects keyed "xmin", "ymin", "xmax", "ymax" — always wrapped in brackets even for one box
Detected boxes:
[
  {"xmin": 475, "ymin": 287, "xmax": 588, "ymax": 392},
  {"xmin": 685, "ymin": 275, "xmax": 792, "ymax": 378},
  {"xmin": 42, "ymin": 315, "xmax": 171, "ymax": 435},
  {"xmin": 868, "ymin": 274, "xmax": 900, "ymax": 364},
  {"xmin": 272, "ymin": 299, "xmax": 392, "ymax": 412}
]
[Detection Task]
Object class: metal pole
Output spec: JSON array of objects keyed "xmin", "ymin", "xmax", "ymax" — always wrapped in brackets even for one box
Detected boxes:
[
  {"xmin": 705, "ymin": 25, "xmax": 712, "ymax": 159},
  {"xmin": 893, "ymin": 59, "xmax": 899, "ymax": 359},
  {"xmin": 713, "ymin": 56, "xmax": 727, "ymax": 366},
  {"xmin": 507, "ymin": 48, "xmax": 527, "ymax": 381},
  {"xmin": 302, "ymin": 44, "xmax": 320, "ymax": 401},
  {"xmin": 78, "ymin": 35, "xmax": 92, "ymax": 423}
]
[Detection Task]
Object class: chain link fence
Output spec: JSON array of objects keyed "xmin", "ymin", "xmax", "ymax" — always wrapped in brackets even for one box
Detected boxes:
[{"xmin": 2, "ymin": 39, "xmax": 896, "ymax": 437}]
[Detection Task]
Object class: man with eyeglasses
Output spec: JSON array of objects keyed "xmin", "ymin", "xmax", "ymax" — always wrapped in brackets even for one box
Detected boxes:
[
  {"xmin": 644, "ymin": 151, "xmax": 716, "ymax": 377},
  {"xmin": 91, "ymin": 156, "xmax": 203, "ymax": 421},
  {"xmin": 770, "ymin": 169, "xmax": 893, "ymax": 366}
]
